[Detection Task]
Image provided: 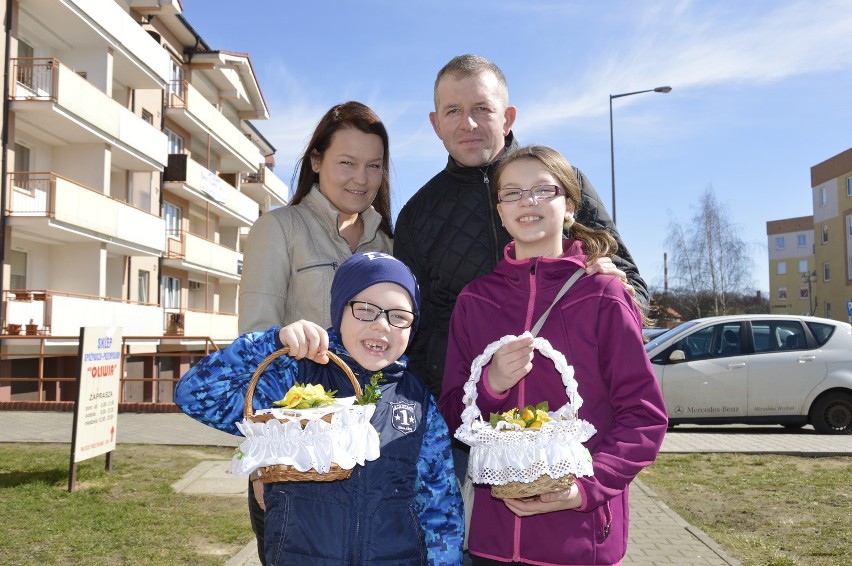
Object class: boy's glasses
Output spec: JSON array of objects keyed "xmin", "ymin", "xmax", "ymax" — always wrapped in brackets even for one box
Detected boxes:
[
  {"xmin": 497, "ymin": 184, "xmax": 565, "ymax": 203},
  {"xmin": 347, "ymin": 301, "xmax": 416, "ymax": 328}
]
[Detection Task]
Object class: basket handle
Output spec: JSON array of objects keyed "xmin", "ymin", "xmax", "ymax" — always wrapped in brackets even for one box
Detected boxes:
[
  {"xmin": 242, "ymin": 346, "xmax": 363, "ymax": 419},
  {"xmin": 459, "ymin": 334, "xmax": 581, "ymax": 428}
]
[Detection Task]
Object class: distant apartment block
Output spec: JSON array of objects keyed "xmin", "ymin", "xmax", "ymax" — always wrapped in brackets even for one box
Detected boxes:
[
  {"xmin": 1, "ymin": 0, "xmax": 288, "ymax": 406},
  {"xmin": 767, "ymin": 147, "xmax": 852, "ymax": 323}
]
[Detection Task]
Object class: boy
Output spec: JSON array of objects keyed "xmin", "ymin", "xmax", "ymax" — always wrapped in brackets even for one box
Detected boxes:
[{"xmin": 176, "ymin": 252, "xmax": 463, "ymax": 565}]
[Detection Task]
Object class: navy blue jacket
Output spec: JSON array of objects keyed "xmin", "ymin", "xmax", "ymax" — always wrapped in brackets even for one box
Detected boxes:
[{"xmin": 175, "ymin": 327, "xmax": 463, "ymax": 565}]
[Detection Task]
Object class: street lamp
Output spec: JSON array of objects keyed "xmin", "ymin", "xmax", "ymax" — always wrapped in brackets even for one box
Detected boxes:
[
  {"xmin": 802, "ymin": 269, "xmax": 817, "ymax": 315},
  {"xmin": 609, "ymin": 86, "xmax": 672, "ymax": 224}
]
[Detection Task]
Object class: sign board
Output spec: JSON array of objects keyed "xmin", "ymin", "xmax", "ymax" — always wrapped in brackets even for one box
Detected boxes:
[
  {"xmin": 71, "ymin": 326, "xmax": 122, "ymax": 463},
  {"xmin": 847, "ymin": 300, "xmax": 852, "ymax": 317}
]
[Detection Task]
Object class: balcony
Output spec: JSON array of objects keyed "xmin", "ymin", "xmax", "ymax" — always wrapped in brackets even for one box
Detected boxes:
[
  {"xmin": 184, "ymin": 309, "xmax": 238, "ymax": 342},
  {"xmin": 6, "ymin": 172, "xmax": 165, "ymax": 256},
  {"xmin": 10, "ymin": 58, "xmax": 168, "ymax": 171},
  {"xmin": 164, "ymin": 230, "xmax": 242, "ymax": 280},
  {"xmin": 163, "ymin": 154, "xmax": 259, "ymax": 226},
  {"xmin": 3, "ymin": 290, "xmax": 163, "ymax": 337},
  {"xmin": 164, "ymin": 80, "xmax": 265, "ymax": 172},
  {"xmin": 20, "ymin": 0, "xmax": 169, "ymax": 89},
  {"xmin": 240, "ymin": 165, "xmax": 289, "ymax": 209}
]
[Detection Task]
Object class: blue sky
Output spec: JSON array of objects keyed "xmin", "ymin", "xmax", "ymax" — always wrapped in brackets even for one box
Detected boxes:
[{"xmin": 183, "ymin": 0, "xmax": 852, "ymax": 295}]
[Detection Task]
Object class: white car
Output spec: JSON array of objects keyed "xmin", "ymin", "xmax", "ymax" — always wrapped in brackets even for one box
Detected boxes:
[{"xmin": 644, "ymin": 314, "xmax": 852, "ymax": 434}]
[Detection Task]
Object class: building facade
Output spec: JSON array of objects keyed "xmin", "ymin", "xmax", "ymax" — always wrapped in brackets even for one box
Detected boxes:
[
  {"xmin": 767, "ymin": 148, "xmax": 852, "ymax": 323},
  {"xmin": 1, "ymin": 0, "xmax": 288, "ymax": 406}
]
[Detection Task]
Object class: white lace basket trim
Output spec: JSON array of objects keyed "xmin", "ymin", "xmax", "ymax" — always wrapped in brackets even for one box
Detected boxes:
[
  {"xmin": 231, "ymin": 400, "xmax": 379, "ymax": 476},
  {"xmin": 455, "ymin": 333, "xmax": 596, "ymax": 485}
]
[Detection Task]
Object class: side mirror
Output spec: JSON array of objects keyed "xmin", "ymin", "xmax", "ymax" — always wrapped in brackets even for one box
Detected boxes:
[{"xmin": 669, "ymin": 350, "xmax": 686, "ymax": 363}]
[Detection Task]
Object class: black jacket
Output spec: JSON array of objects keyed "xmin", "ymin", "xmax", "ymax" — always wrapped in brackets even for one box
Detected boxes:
[{"xmin": 394, "ymin": 132, "xmax": 647, "ymax": 397}]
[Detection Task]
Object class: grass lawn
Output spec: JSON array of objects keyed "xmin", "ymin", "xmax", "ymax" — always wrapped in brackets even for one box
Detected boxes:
[
  {"xmin": 0, "ymin": 443, "xmax": 251, "ymax": 566},
  {"xmin": 1, "ymin": 444, "xmax": 850, "ymax": 565},
  {"xmin": 640, "ymin": 453, "xmax": 852, "ymax": 566}
]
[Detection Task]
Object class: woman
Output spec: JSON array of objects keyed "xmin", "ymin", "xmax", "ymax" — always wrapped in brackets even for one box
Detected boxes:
[
  {"xmin": 239, "ymin": 100, "xmax": 394, "ymax": 335},
  {"xmin": 237, "ymin": 101, "xmax": 395, "ymax": 564}
]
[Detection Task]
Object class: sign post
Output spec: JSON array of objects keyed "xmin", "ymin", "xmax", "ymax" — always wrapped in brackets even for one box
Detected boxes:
[{"xmin": 68, "ymin": 326, "xmax": 123, "ymax": 492}]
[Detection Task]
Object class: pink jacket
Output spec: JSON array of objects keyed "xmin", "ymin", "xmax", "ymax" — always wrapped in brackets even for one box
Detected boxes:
[{"xmin": 439, "ymin": 240, "xmax": 667, "ymax": 565}]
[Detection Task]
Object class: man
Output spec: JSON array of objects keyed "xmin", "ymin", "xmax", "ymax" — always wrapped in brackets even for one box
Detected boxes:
[{"xmin": 394, "ymin": 54, "xmax": 647, "ymax": 402}]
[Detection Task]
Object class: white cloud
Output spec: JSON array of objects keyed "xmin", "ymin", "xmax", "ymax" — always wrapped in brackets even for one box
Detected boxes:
[{"xmin": 521, "ymin": 0, "xmax": 852, "ymax": 134}]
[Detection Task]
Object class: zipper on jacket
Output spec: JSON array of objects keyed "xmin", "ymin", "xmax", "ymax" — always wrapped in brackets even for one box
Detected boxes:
[
  {"xmin": 296, "ymin": 261, "xmax": 339, "ymax": 273},
  {"xmin": 482, "ymin": 167, "xmax": 502, "ymax": 267},
  {"xmin": 602, "ymin": 501, "xmax": 612, "ymax": 539}
]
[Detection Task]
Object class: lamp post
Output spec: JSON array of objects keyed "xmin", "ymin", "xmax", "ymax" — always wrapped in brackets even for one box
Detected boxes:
[
  {"xmin": 802, "ymin": 269, "xmax": 817, "ymax": 315},
  {"xmin": 609, "ymin": 86, "xmax": 672, "ymax": 224}
]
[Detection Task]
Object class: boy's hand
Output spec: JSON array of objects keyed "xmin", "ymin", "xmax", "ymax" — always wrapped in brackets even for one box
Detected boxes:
[
  {"xmin": 279, "ymin": 321, "xmax": 330, "ymax": 364},
  {"xmin": 586, "ymin": 257, "xmax": 635, "ymax": 297},
  {"xmin": 485, "ymin": 336, "xmax": 534, "ymax": 395}
]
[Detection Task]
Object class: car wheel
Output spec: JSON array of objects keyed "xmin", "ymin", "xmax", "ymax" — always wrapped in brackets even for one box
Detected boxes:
[{"xmin": 810, "ymin": 392, "xmax": 852, "ymax": 434}]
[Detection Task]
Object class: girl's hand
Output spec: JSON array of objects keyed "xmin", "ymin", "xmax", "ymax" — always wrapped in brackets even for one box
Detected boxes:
[
  {"xmin": 586, "ymin": 257, "xmax": 635, "ymax": 297},
  {"xmin": 485, "ymin": 336, "xmax": 535, "ymax": 394},
  {"xmin": 502, "ymin": 484, "xmax": 581, "ymax": 516},
  {"xmin": 279, "ymin": 321, "xmax": 330, "ymax": 364}
]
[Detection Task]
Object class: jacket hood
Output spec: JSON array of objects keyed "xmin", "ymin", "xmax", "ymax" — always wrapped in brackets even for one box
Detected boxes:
[{"xmin": 493, "ymin": 239, "xmax": 588, "ymax": 288}]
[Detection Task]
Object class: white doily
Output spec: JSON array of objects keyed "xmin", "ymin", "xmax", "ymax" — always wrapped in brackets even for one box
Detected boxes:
[
  {"xmin": 231, "ymin": 399, "xmax": 380, "ymax": 476},
  {"xmin": 455, "ymin": 332, "xmax": 596, "ymax": 485}
]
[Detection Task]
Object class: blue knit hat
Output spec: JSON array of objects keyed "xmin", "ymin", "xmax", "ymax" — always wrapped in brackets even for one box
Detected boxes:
[{"xmin": 330, "ymin": 252, "xmax": 420, "ymax": 341}]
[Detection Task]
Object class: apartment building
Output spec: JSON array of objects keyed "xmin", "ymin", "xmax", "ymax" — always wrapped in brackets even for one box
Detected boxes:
[
  {"xmin": 1, "ymin": 0, "xmax": 288, "ymax": 405},
  {"xmin": 767, "ymin": 148, "xmax": 852, "ymax": 323},
  {"xmin": 810, "ymin": 148, "xmax": 852, "ymax": 322}
]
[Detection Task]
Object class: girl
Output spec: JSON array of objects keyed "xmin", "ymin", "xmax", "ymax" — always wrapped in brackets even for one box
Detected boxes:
[{"xmin": 438, "ymin": 145, "xmax": 667, "ymax": 565}]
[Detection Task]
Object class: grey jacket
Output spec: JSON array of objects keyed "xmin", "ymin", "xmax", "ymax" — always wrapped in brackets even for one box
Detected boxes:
[{"xmin": 238, "ymin": 187, "xmax": 392, "ymax": 333}]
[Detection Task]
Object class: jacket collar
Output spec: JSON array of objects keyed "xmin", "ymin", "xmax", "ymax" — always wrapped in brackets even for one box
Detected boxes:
[
  {"xmin": 494, "ymin": 239, "xmax": 587, "ymax": 286},
  {"xmin": 443, "ymin": 131, "xmax": 519, "ymax": 177},
  {"xmin": 303, "ymin": 185, "xmax": 383, "ymax": 242}
]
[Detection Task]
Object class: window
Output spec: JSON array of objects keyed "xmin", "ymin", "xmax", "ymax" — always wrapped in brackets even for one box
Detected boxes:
[
  {"xmin": 824, "ymin": 262, "xmax": 831, "ymax": 281},
  {"xmin": 13, "ymin": 143, "xmax": 31, "ymax": 190},
  {"xmin": 141, "ymin": 109, "xmax": 153, "ymax": 124},
  {"xmin": 164, "ymin": 128, "xmax": 184, "ymax": 154},
  {"xmin": 168, "ymin": 59, "xmax": 184, "ymax": 98},
  {"xmin": 775, "ymin": 236, "xmax": 785, "ymax": 249},
  {"xmin": 778, "ymin": 287, "xmax": 787, "ymax": 300},
  {"xmin": 672, "ymin": 323, "xmax": 741, "ymax": 362},
  {"xmin": 798, "ymin": 260, "xmax": 808, "ymax": 273},
  {"xmin": 10, "ymin": 250, "xmax": 26, "ymax": 289},
  {"xmin": 806, "ymin": 322, "xmax": 836, "ymax": 346},
  {"xmin": 822, "ymin": 226, "xmax": 829, "ymax": 244},
  {"xmin": 751, "ymin": 320, "xmax": 807, "ymax": 353},
  {"xmin": 162, "ymin": 276, "xmax": 180, "ymax": 309},
  {"xmin": 163, "ymin": 202, "xmax": 181, "ymax": 238},
  {"xmin": 847, "ymin": 177, "xmax": 852, "ymax": 197},
  {"xmin": 825, "ymin": 302, "xmax": 832, "ymax": 318},
  {"xmin": 138, "ymin": 270, "xmax": 150, "ymax": 303},
  {"xmin": 776, "ymin": 261, "xmax": 787, "ymax": 275},
  {"xmin": 820, "ymin": 186, "xmax": 827, "ymax": 206},
  {"xmin": 797, "ymin": 234, "xmax": 807, "ymax": 247},
  {"xmin": 848, "ymin": 216, "xmax": 852, "ymax": 237}
]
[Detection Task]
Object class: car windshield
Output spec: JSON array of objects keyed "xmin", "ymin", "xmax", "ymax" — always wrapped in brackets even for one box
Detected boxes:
[{"xmin": 644, "ymin": 320, "xmax": 702, "ymax": 352}]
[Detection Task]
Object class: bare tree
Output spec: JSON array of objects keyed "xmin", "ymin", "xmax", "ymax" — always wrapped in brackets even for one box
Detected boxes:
[{"xmin": 665, "ymin": 186, "xmax": 753, "ymax": 317}]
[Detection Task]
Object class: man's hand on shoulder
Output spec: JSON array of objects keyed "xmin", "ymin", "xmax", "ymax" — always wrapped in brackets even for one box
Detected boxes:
[{"xmin": 585, "ymin": 257, "xmax": 635, "ymax": 297}]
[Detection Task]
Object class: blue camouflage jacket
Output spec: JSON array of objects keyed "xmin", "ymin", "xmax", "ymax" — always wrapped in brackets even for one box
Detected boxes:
[{"xmin": 174, "ymin": 327, "xmax": 463, "ymax": 565}]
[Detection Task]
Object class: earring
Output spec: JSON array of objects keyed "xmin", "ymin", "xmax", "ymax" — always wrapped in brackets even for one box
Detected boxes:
[{"xmin": 564, "ymin": 215, "xmax": 575, "ymax": 230}]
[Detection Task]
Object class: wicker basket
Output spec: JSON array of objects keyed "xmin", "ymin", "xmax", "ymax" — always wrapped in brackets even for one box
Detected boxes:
[
  {"xmin": 242, "ymin": 347, "xmax": 364, "ymax": 484},
  {"xmin": 454, "ymin": 333, "xmax": 596, "ymax": 499}
]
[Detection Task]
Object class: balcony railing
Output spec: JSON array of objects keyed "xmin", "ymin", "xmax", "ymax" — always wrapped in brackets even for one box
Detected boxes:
[{"xmin": 6, "ymin": 171, "xmax": 165, "ymax": 253}]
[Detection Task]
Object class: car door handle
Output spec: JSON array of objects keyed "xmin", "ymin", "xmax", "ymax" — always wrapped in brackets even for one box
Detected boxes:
[
  {"xmin": 797, "ymin": 355, "xmax": 816, "ymax": 363},
  {"xmin": 727, "ymin": 362, "xmax": 746, "ymax": 369}
]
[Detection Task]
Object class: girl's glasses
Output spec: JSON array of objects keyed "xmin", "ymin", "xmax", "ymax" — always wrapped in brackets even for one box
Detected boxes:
[
  {"xmin": 347, "ymin": 301, "xmax": 416, "ymax": 328},
  {"xmin": 497, "ymin": 184, "xmax": 565, "ymax": 203}
]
